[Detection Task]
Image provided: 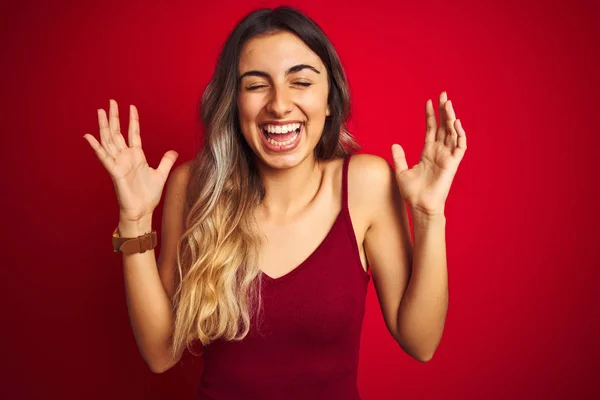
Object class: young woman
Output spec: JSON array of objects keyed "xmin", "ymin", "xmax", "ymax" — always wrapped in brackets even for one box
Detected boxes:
[{"xmin": 83, "ymin": 6, "xmax": 467, "ymax": 400}]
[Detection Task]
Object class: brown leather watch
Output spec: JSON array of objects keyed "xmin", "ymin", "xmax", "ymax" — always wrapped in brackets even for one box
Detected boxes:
[{"xmin": 112, "ymin": 226, "xmax": 157, "ymax": 255}]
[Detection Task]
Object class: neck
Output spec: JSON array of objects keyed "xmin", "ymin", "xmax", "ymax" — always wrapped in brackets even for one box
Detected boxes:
[{"xmin": 257, "ymin": 155, "xmax": 324, "ymax": 220}]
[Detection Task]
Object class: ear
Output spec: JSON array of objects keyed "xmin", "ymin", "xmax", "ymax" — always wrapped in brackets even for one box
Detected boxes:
[{"xmin": 326, "ymin": 105, "xmax": 331, "ymax": 117}]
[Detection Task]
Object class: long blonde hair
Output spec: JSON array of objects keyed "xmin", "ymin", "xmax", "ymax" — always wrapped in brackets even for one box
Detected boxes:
[{"xmin": 170, "ymin": 6, "xmax": 360, "ymax": 359}]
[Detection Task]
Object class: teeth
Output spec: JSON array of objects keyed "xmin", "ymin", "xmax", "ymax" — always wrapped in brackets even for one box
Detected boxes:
[
  {"xmin": 263, "ymin": 122, "xmax": 301, "ymax": 134},
  {"xmin": 267, "ymin": 132, "xmax": 299, "ymax": 146}
]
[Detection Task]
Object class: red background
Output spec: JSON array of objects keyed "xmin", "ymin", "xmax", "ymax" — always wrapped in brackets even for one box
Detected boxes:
[{"xmin": 2, "ymin": 0, "xmax": 599, "ymax": 399}]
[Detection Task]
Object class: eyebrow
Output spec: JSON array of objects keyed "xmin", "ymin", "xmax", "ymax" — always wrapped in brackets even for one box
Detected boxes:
[{"xmin": 238, "ymin": 64, "xmax": 321, "ymax": 82}]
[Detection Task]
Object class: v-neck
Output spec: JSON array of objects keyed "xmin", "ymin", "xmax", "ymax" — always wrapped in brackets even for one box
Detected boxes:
[{"xmin": 259, "ymin": 209, "xmax": 343, "ymax": 284}]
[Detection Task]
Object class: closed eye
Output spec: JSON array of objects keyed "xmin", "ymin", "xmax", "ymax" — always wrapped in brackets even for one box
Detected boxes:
[{"xmin": 246, "ymin": 82, "xmax": 312, "ymax": 91}]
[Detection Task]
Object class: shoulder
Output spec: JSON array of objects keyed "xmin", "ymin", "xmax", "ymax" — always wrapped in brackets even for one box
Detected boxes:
[
  {"xmin": 167, "ymin": 159, "xmax": 194, "ymax": 192},
  {"xmin": 326, "ymin": 153, "xmax": 393, "ymax": 186},
  {"xmin": 163, "ymin": 159, "xmax": 195, "ymax": 214},
  {"xmin": 348, "ymin": 153, "xmax": 395, "ymax": 186},
  {"xmin": 347, "ymin": 153, "xmax": 398, "ymax": 228},
  {"xmin": 173, "ymin": 159, "xmax": 194, "ymax": 179}
]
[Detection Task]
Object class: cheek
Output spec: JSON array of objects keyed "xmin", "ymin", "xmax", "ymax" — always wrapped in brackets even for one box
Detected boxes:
[
  {"xmin": 237, "ymin": 95, "xmax": 252, "ymax": 122},
  {"xmin": 298, "ymin": 88, "xmax": 329, "ymax": 115},
  {"xmin": 300, "ymin": 94, "xmax": 329, "ymax": 124},
  {"xmin": 236, "ymin": 98, "xmax": 256, "ymax": 146},
  {"xmin": 237, "ymin": 96, "xmax": 262, "ymax": 137}
]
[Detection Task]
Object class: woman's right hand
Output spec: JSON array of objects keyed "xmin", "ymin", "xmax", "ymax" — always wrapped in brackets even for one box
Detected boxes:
[{"xmin": 83, "ymin": 99, "xmax": 179, "ymax": 222}]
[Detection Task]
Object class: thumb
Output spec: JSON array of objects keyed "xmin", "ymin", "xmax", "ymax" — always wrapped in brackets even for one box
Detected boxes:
[
  {"xmin": 391, "ymin": 144, "xmax": 408, "ymax": 173},
  {"xmin": 157, "ymin": 150, "xmax": 179, "ymax": 178}
]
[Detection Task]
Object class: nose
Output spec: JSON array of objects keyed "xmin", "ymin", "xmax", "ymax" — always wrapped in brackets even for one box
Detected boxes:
[{"xmin": 265, "ymin": 85, "xmax": 293, "ymax": 117}]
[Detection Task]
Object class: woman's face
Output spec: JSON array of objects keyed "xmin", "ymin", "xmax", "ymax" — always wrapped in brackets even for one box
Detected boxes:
[{"xmin": 237, "ymin": 30, "xmax": 330, "ymax": 170}]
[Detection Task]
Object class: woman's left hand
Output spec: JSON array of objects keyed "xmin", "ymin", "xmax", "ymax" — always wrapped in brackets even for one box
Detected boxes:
[{"xmin": 391, "ymin": 91, "xmax": 467, "ymax": 217}]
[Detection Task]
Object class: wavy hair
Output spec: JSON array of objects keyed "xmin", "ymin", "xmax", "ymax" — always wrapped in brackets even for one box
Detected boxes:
[{"xmin": 170, "ymin": 6, "xmax": 360, "ymax": 359}]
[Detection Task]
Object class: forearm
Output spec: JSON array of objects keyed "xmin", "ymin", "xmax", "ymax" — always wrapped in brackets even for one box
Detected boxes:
[
  {"xmin": 119, "ymin": 216, "xmax": 176, "ymax": 372},
  {"xmin": 396, "ymin": 212, "xmax": 448, "ymax": 361}
]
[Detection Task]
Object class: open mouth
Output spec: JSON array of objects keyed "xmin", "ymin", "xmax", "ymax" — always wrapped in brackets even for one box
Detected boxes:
[
  {"xmin": 260, "ymin": 123, "xmax": 303, "ymax": 147},
  {"xmin": 260, "ymin": 122, "xmax": 304, "ymax": 150}
]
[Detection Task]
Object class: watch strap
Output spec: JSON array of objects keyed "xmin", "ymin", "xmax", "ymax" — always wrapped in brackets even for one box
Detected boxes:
[{"xmin": 112, "ymin": 226, "xmax": 157, "ymax": 255}]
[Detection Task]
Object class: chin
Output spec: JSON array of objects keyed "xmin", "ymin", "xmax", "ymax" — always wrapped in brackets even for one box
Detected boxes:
[{"xmin": 255, "ymin": 148, "xmax": 310, "ymax": 171}]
